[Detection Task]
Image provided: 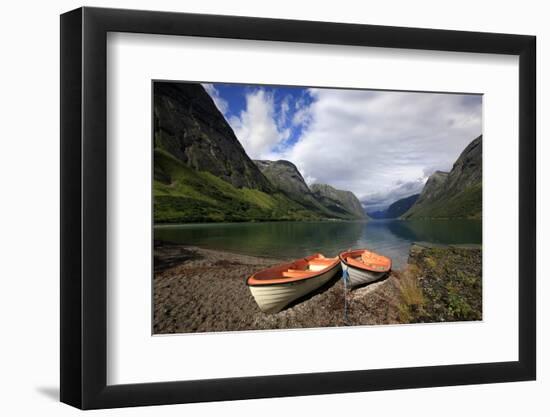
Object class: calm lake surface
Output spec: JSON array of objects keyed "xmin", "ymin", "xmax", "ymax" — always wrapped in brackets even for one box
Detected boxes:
[{"xmin": 154, "ymin": 219, "xmax": 482, "ymax": 270}]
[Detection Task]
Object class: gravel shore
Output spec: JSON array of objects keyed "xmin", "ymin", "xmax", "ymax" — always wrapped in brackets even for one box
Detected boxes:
[
  {"xmin": 153, "ymin": 243, "xmax": 401, "ymax": 334},
  {"xmin": 153, "ymin": 242, "xmax": 482, "ymax": 333}
]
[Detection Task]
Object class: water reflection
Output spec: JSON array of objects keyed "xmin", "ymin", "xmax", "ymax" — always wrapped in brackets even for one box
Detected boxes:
[
  {"xmin": 155, "ymin": 219, "xmax": 482, "ymax": 270},
  {"xmin": 358, "ymin": 219, "xmax": 482, "ymax": 268}
]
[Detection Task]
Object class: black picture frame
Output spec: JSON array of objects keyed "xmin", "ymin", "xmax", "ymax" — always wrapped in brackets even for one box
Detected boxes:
[{"xmin": 60, "ymin": 6, "xmax": 536, "ymax": 410}]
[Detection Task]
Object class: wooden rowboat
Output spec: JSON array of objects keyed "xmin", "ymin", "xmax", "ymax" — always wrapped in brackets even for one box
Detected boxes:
[
  {"xmin": 246, "ymin": 254, "xmax": 341, "ymax": 313},
  {"xmin": 339, "ymin": 249, "xmax": 392, "ymax": 288}
]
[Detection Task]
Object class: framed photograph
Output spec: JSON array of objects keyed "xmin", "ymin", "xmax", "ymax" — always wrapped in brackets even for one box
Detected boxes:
[{"xmin": 60, "ymin": 6, "xmax": 536, "ymax": 409}]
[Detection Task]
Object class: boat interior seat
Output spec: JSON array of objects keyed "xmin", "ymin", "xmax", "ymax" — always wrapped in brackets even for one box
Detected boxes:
[
  {"xmin": 361, "ymin": 253, "xmax": 381, "ymax": 261},
  {"xmin": 309, "ymin": 259, "xmax": 334, "ymax": 265},
  {"xmin": 283, "ymin": 270, "xmax": 313, "ymax": 278},
  {"xmin": 346, "ymin": 255, "xmax": 390, "ymax": 272}
]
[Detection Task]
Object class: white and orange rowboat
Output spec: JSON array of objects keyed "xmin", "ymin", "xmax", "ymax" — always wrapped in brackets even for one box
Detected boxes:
[
  {"xmin": 339, "ymin": 249, "xmax": 392, "ymax": 288},
  {"xmin": 246, "ymin": 254, "xmax": 341, "ymax": 313}
]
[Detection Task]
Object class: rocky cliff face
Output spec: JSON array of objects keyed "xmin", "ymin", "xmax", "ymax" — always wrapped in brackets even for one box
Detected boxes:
[
  {"xmin": 310, "ymin": 183, "xmax": 366, "ymax": 219},
  {"xmin": 403, "ymin": 135, "xmax": 482, "ymax": 219},
  {"xmin": 254, "ymin": 160, "xmax": 311, "ymax": 198},
  {"xmin": 253, "ymin": 160, "xmax": 333, "ymax": 215},
  {"xmin": 406, "ymin": 171, "xmax": 449, "ymax": 214},
  {"xmin": 154, "ymin": 82, "xmax": 272, "ymax": 191},
  {"xmin": 254, "ymin": 160, "xmax": 367, "ymax": 219},
  {"xmin": 444, "ymin": 135, "xmax": 482, "ymax": 194}
]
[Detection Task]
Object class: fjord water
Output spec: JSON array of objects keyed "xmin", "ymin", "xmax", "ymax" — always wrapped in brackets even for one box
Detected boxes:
[{"xmin": 154, "ymin": 219, "xmax": 481, "ymax": 270}]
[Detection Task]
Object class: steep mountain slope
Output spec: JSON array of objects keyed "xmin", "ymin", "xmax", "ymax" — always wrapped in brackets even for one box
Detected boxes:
[
  {"xmin": 154, "ymin": 82, "xmax": 273, "ymax": 191},
  {"xmin": 254, "ymin": 160, "xmax": 312, "ymax": 202},
  {"xmin": 444, "ymin": 135, "xmax": 482, "ymax": 192},
  {"xmin": 386, "ymin": 194, "xmax": 420, "ymax": 218},
  {"xmin": 310, "ymin": 183, "xmax": 366, "ymax": 219},
  {"xmin": 153, "ymin": 81, "xmax": 369, "ymax": 223},
  {"xmin": 153, "ymin": 83, "xmax": 327, "ymax": 223},
  {"xmin": 367, "ymin": 194, "xmax": 420, "ymax": 219},
  {"xmin": 403, "ymin": 171, "xmax": 449, "ymax": 217},
  {"xmin": 154, "ymin": 149, "xmax": 323, "ymax": 223},
  {"xmin": 403, "ymin": 135, "xmax": 482, "ymax": 219},
  {"xmin": 253, "ymin": 160, "xmax": 340, "ymax": 217}
]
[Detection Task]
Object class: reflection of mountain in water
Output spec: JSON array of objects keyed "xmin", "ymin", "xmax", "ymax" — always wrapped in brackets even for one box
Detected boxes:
[
  {"xmin": 155, "ymin": 219, "xmax": 481, "ymax": 271},
  {"xmin": 354, "ymin": 220, "xmax": 482, "ymax": 269},
  {"xmin": 385, "ymin": 219, "xmax": 482, "ymax": 244},
  {"xmin": 155, "ymin": 221, "xmax": 364, "ymax": 259}
]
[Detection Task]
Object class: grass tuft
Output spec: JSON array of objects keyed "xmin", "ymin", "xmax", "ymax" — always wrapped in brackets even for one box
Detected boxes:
[{"xmin": 396, "ymin": 265, "xmax": 425, "ymax": 323}]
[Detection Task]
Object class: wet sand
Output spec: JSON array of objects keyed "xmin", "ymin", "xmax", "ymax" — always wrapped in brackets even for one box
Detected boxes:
[{"xmin": 153, "ymin": 243, "xmax": 402, "ymax": 334}]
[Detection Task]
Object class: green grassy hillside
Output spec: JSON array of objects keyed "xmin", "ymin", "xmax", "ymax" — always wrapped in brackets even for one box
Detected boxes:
[
  {"xmin": 403, "ymin": 136, "xmax": 482, "ymax": 220},
  {"xmin": 402, "ymin": 183, "xmax": 482, "ymax": 220},
  {"xmin": 154, "ymin": 149, "xmax": 324, "ymax": 223}
]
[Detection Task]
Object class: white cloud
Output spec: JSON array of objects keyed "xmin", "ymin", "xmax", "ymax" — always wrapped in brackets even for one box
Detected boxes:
[
  {"xmin": 202, "ymin": 83, "xmax": 229, "ymax": 114},
  {"xmin": 278, "ymin": 89, "xmax": 481, "ymax": 207},
  {"xmin": 278, "ymin": 95, "xmax": 290, "ymax": 127},
  {"xmin": 216, "ymin": 84, "xmax": 481, "ymax": 209},
  {"xmin": 228, "ymin": 89, "xmax": 290, "ymax": 160},
  {"xmin": 292, "ymin": 107, "xmax": 311, "ymax": 127},
  {"xmin": 292, "ymin": 95, "xmax": 313, "ymax": 127}
]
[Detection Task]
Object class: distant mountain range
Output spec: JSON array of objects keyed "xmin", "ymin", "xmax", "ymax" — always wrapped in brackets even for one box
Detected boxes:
[
  {"xmin": 368, "ymin": 194, "xmax": 420, "ymax": 219},
  {"xmin": 368, "ymin": 135, "xmax": 482, "ymax": 220},
  {"xmin": 402, "ymin": 135, "xmax": 482, "ymax": 219},
  {"xmin": 153, "ymin": 82, "xmax": 366, "ymax": 223},
  {"xmin": 310, "ymin": 183, "xmax": 366, "ymax": 219},
  {"xmin": 253, "ymin": 160, "xmax": 365, "ymax": 220}
]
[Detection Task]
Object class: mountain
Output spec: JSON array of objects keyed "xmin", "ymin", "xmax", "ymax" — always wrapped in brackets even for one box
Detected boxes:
[
  {"xmin": 369, "ymin": 194, "xmax": 420, "ymax": 219},
  {"xmin": 402, "ymin": 136, "xmax": 482, "ymax": 219},
  {"xmin": 153, "ymin": 82, "xmax": 365, "ymax": 223},
  {"xmin": 403, "ymin": 171, "xmax": 449, "ymax": 216},
  {"xmin": 154, "ymin": 82, "xmax": 272, "ymax": 191},
  {"xmin": 153, "ymin": 83, "xmax": 324, "ymax": 223},
  {"xmin": 310, "ymin": 183, "xmax": 367, "ymax": 219},
  {"xmin": 154, "ymin": 149, "xmax": 322, "ymax": 223},
  {"xmin": 368, "ymin": 210, "xmax": 387, "ymax": 219},
  {"xmin": 254, "ymin": 160, "xmax": 367, "ymax": 219},
  {"xmin": 386, "ymin": 194, "xmax": 420, "ymax": 218},
  {"xmin": 253, "ymin": 160, "xmax": 323, "ymax": 211},
  {"xmin": 444, "ymin": 135, "xmax": 482, "ymax": 192},
  {"xmin": 254, "ymin": 160, "xmax": 361, "ymax": 218}
]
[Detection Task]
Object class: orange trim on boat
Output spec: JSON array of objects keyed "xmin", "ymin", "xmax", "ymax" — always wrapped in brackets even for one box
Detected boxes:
[
  {"xmin": 339, "ymin": 249, "xmax": 392, "ymax": 273},
  {"xmin": 247, "ymin": 253, "xmax": 340, "ymax": 286}
]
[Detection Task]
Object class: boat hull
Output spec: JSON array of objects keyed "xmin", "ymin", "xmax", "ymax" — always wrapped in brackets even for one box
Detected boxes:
[
  {"xmin": 248, "ymin": 264, "xmax": 341, "ymax": 313},
  {"xmin": 341, "ymin": 261, "xmax": 387, "ymax": 288}
]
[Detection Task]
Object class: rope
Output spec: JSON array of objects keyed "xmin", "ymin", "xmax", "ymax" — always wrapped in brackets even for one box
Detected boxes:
[{"xmin": 342, "ymin": 267, "xmax": 349, "ymax": 325}]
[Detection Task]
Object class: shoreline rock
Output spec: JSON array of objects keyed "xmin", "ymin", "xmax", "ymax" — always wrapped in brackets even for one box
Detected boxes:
[{"xmin": 405, "ymin": 242, "xmax": 482, "ymax": 322}]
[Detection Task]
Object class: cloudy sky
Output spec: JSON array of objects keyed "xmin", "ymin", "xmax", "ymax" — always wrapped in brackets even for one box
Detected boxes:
[{"xmin": 202, "ymin": 83, "xmax": 482, "ymax": 212}]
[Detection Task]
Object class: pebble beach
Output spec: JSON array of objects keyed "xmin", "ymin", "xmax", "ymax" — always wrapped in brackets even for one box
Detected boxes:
[{"xmin": 153, "ymin": 242, "xmax": 403, "ymax": 334}]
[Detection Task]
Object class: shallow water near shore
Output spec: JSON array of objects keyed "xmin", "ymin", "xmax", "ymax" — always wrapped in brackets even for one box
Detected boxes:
[{"xmin": 154, "ymin": 219, "xmax": 481, "ymax": 270}]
